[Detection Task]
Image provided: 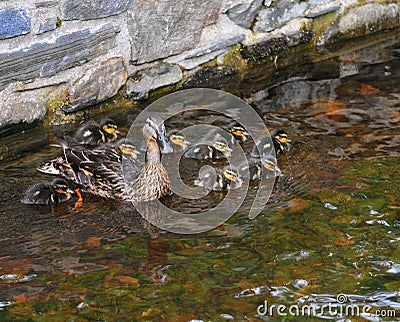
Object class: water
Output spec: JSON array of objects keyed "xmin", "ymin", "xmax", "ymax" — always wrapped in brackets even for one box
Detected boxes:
[{"xmin": 0, "ymin": 33, "xmax": 400, "ymax": 321}]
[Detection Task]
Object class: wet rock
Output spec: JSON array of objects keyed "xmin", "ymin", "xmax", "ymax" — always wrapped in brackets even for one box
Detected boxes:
[
  {"xmin": 61, "ymin": 0, "xmax": 131, "ymax": 20},
  {"xmin": 128, "ymin": 0, "xmax": 221, "ymax": 64},
  {"xmin": 65, "ymin": 57, "xmax": 128, "ymax": 113},
  {"xmin": 37, "ymin": 18, "xmax": 58, "ymax": 35},
  {"xmin": 227, "ymin": 0, "xmax": 263, "ymax": 29},
  {"xmin": 0, "ymin": 8, "xmax": 31, "ymax": 39},
  {"xmin": 318, "ymin": 3, "xmax": 400, "ymax": 49},
  {"xmin": 241, "ymin": 29, "xmax": 313, "ymax": 61},
  {"xmin": 0, "ymin": 23, "xmax": 119, "ymax": 91},
  {"xmin": 126, "ymin": 64, "xmax": 182, "ymax": 98},
  {"xmin": 182, "ymin": 66, "xmax": 238, "ymax": 90},
  {"xmin": 165, "ymin": 15, "xmax": 246, "ymax": 70}
]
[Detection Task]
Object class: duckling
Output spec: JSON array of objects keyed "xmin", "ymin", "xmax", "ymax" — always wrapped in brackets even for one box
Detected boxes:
[
  {"xmin": 251, "ymin": 129, "xmax": 290, "ymax": 158},
  {"xmin": 194, "ymin": 166, "xmax": 242, "ymax": 191},
  {"xmin": 239, "ymin": 155, "xmax": 281, "ymax": 181},
  {"xmin": 183, "ymin": 137, "xmax": 231, "ymax": 160},
  {"xmin": 21, "ymin": 178, "xmax": 74, "ymax": 205},
  {"xmin": 37, "ymin": 116, "xmax": 172, "ymax": 202},
  {"xmin": 228, "ymin": 122, "xmax": 249, "ymax": 144},
  {"xmin": 167, "ymin": 130, "xmax": 190, "ymax": 153},
  {"xmin": 73, "ymin": 119, "xmax": 120, "ymax": 146}
]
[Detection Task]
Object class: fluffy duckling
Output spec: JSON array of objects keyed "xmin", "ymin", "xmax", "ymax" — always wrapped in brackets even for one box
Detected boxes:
[
  {"xmin": 251, "ymin": 129, "xmax": 290, "ymax": 158},
  {"xmin": 21, "ymin": 178, "xmax": 74, "ymax": 205},
  {"xmin": 183, "ymin": 137, "xmax": 231, "ymax": 160},
  {"xmin": 194, "ymin": 166, "xmax": 242, "ymax": 191},
  {"xmin": 73, "ymin": 119, "xmax": 120, "ymax": 146},
  {"xmin": 239, "ymin": 155, "xmax": 281, "ymax": 181},
  {"xmin": 228, "ymin": 122, "xmax": 249, "ymax": 144},
  {"xmin": 167, "ymin": 130, "xmax": 190, "ymax": 153}
]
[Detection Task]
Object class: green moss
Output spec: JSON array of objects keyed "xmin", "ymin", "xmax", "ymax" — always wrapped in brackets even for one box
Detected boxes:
[{"xmin": 56, "ymin": 17, "xmax": 62, "ymax": 28}]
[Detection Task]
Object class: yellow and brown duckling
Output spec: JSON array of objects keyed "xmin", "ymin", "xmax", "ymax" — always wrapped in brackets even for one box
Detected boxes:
[
  {"xmin": 239, "ymin": 155, "xmax": 281, "ymax": 181},
  {"xmin": 167, "ymin": 130, "xmax": 190, "ymax": 152},
  {"xmin": 251, "ymin": 129, "xmax": 290, "ymax": 158},
  {"xmin": 194, "ymin": 166, "xmax": 242, "ymax": 191},
  {"xmin": 228, "ymin": 122, "xmax": 249, "ymax": 144},
  {"xmin": 183, "ymin": 136, "xmax": 232, "ymax": 160},
  {"xmin": 73, "ymin": 119, "xmax": 120, "ymax": 146},
  {"xmin": 21, "ymin": 178, "xmax": 74, "ymax": 205},
  {"xmin": 37, "ymin": 116, "xmax": 172, "ymax": 202}
]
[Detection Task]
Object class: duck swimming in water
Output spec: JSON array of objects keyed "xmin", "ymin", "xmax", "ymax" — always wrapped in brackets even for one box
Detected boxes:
[{"xmin": 37, "ymin": 117, "xmax": 172, "ymax": 202}]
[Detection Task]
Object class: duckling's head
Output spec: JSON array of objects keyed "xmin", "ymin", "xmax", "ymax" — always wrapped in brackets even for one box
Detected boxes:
[
  {"xmin": 116, "ymin": 139, "xmax": 140, "ymax": 159},
  {"xmin": 223, "ymin": 166, "xmax": 240, "ymax": 182},
  {"xmin": 272, "ymin": 129, "xmax": 289, "ymax": 144},
  {"xmin": 143, "ymin": 116, "xmax": 173, "ymax": 153},
  {"xmin": 229, "ymin": 123, "xmax": 249, "ymax": 142},
  {"xmin": 168, "ymin": 130, "xmax": 190, "ymax": 148},
  {"xmin": 101, "ymin": 119, "xmax": 119, "ymax": 136},
  {"xmin": 51, "ymin": 178, "xmax": 74, "ymax": 195},
  {"xmin": 261, "ymin": 155, "xmax": 281, "ymax": 175},
  {"xmin": 212, "ymin": 138, "xmax": 231, "ymax": 154}
]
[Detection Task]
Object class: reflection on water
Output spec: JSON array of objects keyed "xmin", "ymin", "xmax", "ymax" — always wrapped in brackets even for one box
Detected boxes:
[{"xmin": 1, "ymin": 34, "xmax": 400, "ymax": 320}]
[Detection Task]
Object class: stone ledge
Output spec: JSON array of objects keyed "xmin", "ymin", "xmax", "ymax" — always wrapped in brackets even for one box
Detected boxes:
[{"xmin": 0, "ymin": 23, "xmax": 120, "ymax": 91}]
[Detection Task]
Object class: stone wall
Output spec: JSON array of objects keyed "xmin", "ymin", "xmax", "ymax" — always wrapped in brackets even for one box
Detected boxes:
[{"xmin": 1, "ymin": 0, "xmax": 399, "ymax": 130}]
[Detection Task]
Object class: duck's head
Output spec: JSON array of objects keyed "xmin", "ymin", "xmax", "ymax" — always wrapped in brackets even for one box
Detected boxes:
[
  {"xmin": 229, "ymin": 123, "xmax": 249, "ymax": 142},
  {"xmin": 261, "ymin": 155, "xmax": 281, "ymax": 175},
  {"xmin": 168, "ymin": 130, "xmax": 190, "ymax": 148},
  {"xmin": 101, "ymin": 119, "xmax": 120, "ymax": 136},
  {"xmin": 51, "ymin": 178, "xmax": 74, "ymax": 195},
  {"xmin": 116, "ymin": 139, "xmax": 140, "ymax": 158},
  {"xmin": 223, "ymin": 166, "xmax": 240, "ymax": 182},
  {"xmin": 272, "ymin": 129, "xmax": 289, "ymax": 144},
  {"xmin": 212, "ymin": 137, "xmax": 232, "ymax": 154},
  {"xmin": 143, "ymin": 116, "xmax": 173, "ymax": 153}
]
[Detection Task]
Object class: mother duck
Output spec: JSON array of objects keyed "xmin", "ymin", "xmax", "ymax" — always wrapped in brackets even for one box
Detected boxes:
[{"xmin": 38, "ymin": 116, "xmax": 172, "ymax": 202}]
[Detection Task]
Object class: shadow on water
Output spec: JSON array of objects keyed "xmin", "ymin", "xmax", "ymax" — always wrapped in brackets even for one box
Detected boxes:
[{"xmin": 0, "ymin": 34, "xmax": 400, "ymax": 320}]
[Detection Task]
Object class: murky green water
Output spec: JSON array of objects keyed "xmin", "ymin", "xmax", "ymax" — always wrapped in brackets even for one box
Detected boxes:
[{"xmin": 1, "ymin": 34, "xmax": 400, "ymax": 321}]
